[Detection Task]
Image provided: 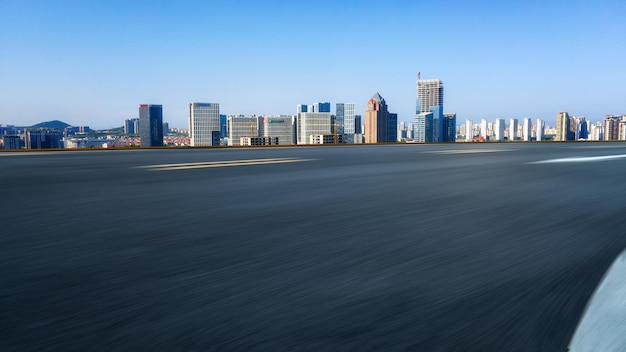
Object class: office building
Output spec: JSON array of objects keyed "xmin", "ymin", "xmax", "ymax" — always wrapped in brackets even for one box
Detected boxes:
[
  {"xmin": 220, "ymin": 114, "xmax": 228, "ymax": 138},
  {"xmin": 297, "ymin": 103, "xmax": 332, "ymax": 144},
  {"xmin": 414, "ymin": 112, "xmax": 434, "ymax": 143},
  {"xmin": 556, "ymin": 112, "xmax": 573, "ymax": 141},
  {"xmin": 124, "ymin": 118, "xmax": 139, "ymax": 135},
  {"xmin": 480, "ymin": 119, "xmax": 488, "ymax": 139},
  {"xmin": 2, "ymin": 135, "xmax": 22, "ymax": 150},
  {"xmin": 365, "ymin": 92, "xmax": 396, "ymax": 143},
  {"xmin": 523, "ymin": 117, "xmax": 532, "ymax": 141},
  {"xmin": 261, "ymin": 115, "xmax": 296, "ymax": 145},
  {"xmin": 336, "ymin": 103, "xmax": 356, "ymax": 143},
  {"xmin": 442, "ymin": 113, "xmax": 456, "ymax": 143},
  {"xmin": 25, "ymin": 130, "xmax": 63, "ymax": 149},
  {"xmin": 139, "ymin": 104, "xmax": 163, "ymax": 147},
  {"xmin": 536, "ymin": 119, "xmax": 545, "ymax": 141},
  {"xmin": 465, "ymin": 119, "xmax": 473, "ymax": 141},
  {"xmin": 189, "ymin": 102, "xmax": 220, "ymax": 146},
  {"xmin": 604, "ymin": 115, "xmax": 621, "ymax": 141},
  {"xmin": 228, "ymin": 115, "xmax": 259, "ymax": 146},
  {"xmin": 494, "ymin": 119, "xmax": 505, "ymax": 141},
  {"xmin": 417, "ymin": 76, "xmax": 444, "ymax": 142},
  {"xmin": 509, "ymin": 118, "xmax": 518, "ymax": 141}
]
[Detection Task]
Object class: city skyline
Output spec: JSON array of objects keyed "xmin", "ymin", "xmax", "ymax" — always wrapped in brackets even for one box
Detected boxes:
[{"xmin": 1, "ymin": 1, "xmax": 625, "ymax": 129}]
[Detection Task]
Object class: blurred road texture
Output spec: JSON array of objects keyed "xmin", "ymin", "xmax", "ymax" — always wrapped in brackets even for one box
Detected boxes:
[{"xmin": 2, "ymin": 143, "xmax": 626, "ymax": 351}]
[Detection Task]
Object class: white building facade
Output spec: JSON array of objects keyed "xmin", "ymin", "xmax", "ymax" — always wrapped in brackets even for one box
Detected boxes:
[{"xmin": 189, "ymin": 102, "xmax": 220, "ymax": 146}]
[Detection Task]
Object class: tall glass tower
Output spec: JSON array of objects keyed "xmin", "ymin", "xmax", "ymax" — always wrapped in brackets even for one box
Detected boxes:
[{"xmin": 139, "ymin": 104, "xmax": 163, "ymax": 147}]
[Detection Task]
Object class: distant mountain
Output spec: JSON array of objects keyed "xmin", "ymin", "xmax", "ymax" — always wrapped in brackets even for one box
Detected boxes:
[{"xmin": 30, "ymin": 120, "xmax": 71, "ymax": 130}]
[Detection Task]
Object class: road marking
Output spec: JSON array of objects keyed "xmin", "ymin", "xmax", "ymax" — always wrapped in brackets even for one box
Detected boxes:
[
  {"xmin": 530, "ymin": 154, "xmax": 626, "ymax": 164},
  {"xmin": 424, "ymin": 149, "xmax": 511, "ymax": 154},
  {"xmin": 137, "ymin": 158, "xmax": 315, "ymax": 171}
]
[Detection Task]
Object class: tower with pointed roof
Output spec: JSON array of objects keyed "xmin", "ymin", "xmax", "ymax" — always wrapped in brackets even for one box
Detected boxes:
[{"xmin": 365, "ymin": 92, "xmax": 396, "ymax": 143}]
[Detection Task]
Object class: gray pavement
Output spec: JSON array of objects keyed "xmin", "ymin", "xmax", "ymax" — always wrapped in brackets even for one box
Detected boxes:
[{"xmin": 2, "ymin": 143, "xmax": 626, "ymax": 351}]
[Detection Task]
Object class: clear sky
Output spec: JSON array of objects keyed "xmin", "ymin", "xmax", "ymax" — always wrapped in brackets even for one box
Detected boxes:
[{"xmin": 1, "ymin": 0, "xmax": 625, "ymax": 129}]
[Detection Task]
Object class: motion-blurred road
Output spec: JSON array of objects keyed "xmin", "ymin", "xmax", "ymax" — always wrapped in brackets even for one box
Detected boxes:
[{"xmin": 2, "ymin": 143, "xmax": 626, "ymax": 351}]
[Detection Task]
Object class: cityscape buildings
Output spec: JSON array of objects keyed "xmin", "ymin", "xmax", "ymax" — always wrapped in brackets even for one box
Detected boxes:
[
  {"xmin": 189, "ymin": 102, "xmax": 220, "ymax": 146},
  {"xmin": 139, "ymin": 104, "xmax": 163, "ymax": 147},
  {"xmin": 336, "ymin": 103, "xmax": 356, "ymax": 143}
]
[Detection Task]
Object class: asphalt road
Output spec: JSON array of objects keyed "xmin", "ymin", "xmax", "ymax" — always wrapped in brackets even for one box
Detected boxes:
[{"xmin": 2, "ymin": 143, "xmax": 626, "ymax": 351}]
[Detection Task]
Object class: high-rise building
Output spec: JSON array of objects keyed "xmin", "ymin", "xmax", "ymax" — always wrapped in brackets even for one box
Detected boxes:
[
  {"xmin": 227, "ymin": 115, "xmax": 259, "ymax": 146},
  {"xmin": 261, "ymin": 115, "xmax": 296, "ymax": 145},
  {"xmin": 604, "ymin": 115, "xmax": 621, "ymax": 141},
  {"xmin": 494, "ymin": 119, "xmax": 505, "ymax": 141},
  {"xmin": 414, "ymin": 112, "xmax": 434, "ymax": 143},
  {"xmin": 124, "ymin": 118, "xmax": 139, "ymax": 135},
  {"xmin": 465, "ymin": 119, "xmax": 473, "ymax": 141},
  {"xmin": 556, "ymin": 112, "xmax": 571, "ymax": 141},
  {"xmin": 139, "ymin": 104, "xmax": 163, "ymax": 147},
  {"xmin": 480, "ymin": 119, "xmax": 488, "ymax": 139},
  {"xmin": 336, "ymin": 103, "xmax": 356, "ymax": 143},
  {"xmin": 417, "ymin": 77, "xmax": 444, "ymax": 142},
  {"xmin": 509, "ymin": 118, "xmax": 518, "ymax": 141},
  {"xmin": 365, "ymin": 92, "xmax": 396, "ymax": 143},
  {"xmin": 297, "ymin": 109, "xmax": 332, "ymax": 145},
  {"xmin": 313, "ymin": 102, "xmax": 331, "ymax": 113},
  {"xmin": 220, "ymin": 114, "xmax": 228, "ymax": 139},
  {"xmin": 25, "ymin": 130, "xmax": 63, "ymax": 149},
  {"xmin": 523, "ymin": 117, "xmax": 532, "ymax": 141},
  {"xmin": 443, "ymin": 113, "xmax": 456, "ymax": 143},
  {"xmin": 189, "ymin": 102, "xmax": 220, "ymax": 146},
  {"xmin": 2, "ymin": 135, "xmax": 22, "ymax": 150},
  {"xmin": 536, "ymin": 119, "xmax": 545, "ymax": 141}
]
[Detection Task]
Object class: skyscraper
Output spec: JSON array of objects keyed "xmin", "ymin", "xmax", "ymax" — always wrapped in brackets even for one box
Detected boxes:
[
  {"xmin": 495, "ymin": 119, "xmax": 505, "ymax": 141},
  {"xmin": 604, "ymin": 115, "xmax": 621, "ymax": 141},
  {"xmin": 189, "ymin": 102, "xmax": 220, "ymax": 146},
  {"xmin": 417, "ymin": 77, "xmax": 444, "ymax": 142},
  {"xmin": 443, "ymin": 113, "xmax": 456, "ymax": 143},
  {"xmin": 336, "ymin": 103, "xmax": 355, "ymax": 143},
  {"xmin": 414, "ymin": 112, "xmax": 434, "ymax": 143},
  {"xmin": 556, "ymin": 112, "xmax": 571, "ymax": 141},
  {"xmin": 536, "ymin": 119, "xmax": 545, "ymax": 141},
  {"xmin": 124, "ymin": 118, "xmax": 139, "ymax": 135},
  {"xmin": 365, "ymin": 92, "xmax": 396, "ymax": 143},
  {"xmin": 139, "ymin": 104, "xmax": 163, "ymax": 147},
  {"xmin": 480, "ymin": 119, "xmax": 488, "ymax": 139},
  {"xmin": 465, "ymin": 119, "xmax": 473, "ymax": 141},
  {"xmin": 509, "ymin": 118, "xmax": 518, "ymax": 141},
  {"xmin": 523, "ymin": 117, "xmax": 532, "ymax": 141}
]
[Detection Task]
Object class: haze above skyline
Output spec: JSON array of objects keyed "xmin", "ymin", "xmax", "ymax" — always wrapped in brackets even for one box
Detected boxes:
[{"xmin": 1, "ymin": 0, "xmax": 625, "ymax": 129}]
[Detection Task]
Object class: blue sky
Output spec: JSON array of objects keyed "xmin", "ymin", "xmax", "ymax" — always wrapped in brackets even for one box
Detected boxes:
[{"xmin": 1, "ymin": 0, "xmax": 625, "ymax": 129}]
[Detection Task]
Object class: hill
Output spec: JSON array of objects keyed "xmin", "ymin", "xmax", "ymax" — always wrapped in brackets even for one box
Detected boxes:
[{"xmin": 30, "ymin": 120, "xmax": 71, "ymax": 130}]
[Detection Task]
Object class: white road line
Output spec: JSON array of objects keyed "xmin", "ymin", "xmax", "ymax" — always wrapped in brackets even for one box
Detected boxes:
[
  {"xmin": 136, "ymin": 158, "xmax": 296, "ymax": 169},
  {"xmin": 140, "ymin": 158, "xmax": 315, "ymax": 171},
  {"xmin": 424, "ymin": 149, "xmax": 511, "ymax": 154},
  {"xmin": 530, "ymin": 154, "xmax": 626, "ymax": 164}
]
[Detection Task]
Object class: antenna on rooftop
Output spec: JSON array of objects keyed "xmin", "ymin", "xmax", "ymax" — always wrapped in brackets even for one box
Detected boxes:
[{"xmin": 418, "ymin": 72, "xmax": 421, "ymax": 81}]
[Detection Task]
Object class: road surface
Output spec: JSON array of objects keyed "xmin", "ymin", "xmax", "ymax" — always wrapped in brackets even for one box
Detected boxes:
[{"xmin": 2, "ymin": 143, "xmax": 626, "ymax": 351}]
